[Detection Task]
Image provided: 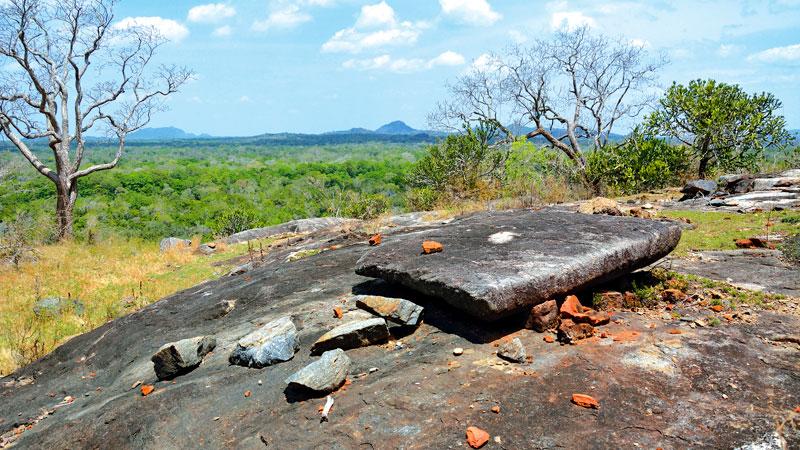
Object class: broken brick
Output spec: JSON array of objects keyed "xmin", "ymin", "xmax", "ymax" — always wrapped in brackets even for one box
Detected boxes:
[
  {"xmin": 141, "ymin": 385, "xmax": 154, "ymax": 396},
  {"xmin": 668, "ymin": 329, "xmax": 682, "ymax": 335},
  {"xmin": 559, "ymin": 295, "xmax": 609, "ymax": 326},
  {"xmin": 543, "ymin": 335, "xmax": 555, "ymax": 343},
  {"xmin": 490, "ymin": 406, "xmax": 500, "ymax": 414},
  {"xmin": 368, "ymin": 234, "xmax": 382, "ymax": 246},
  {"xmin": 333, "ymin": 307, "xmax": 343, "ymax": 319},
  {"xmin": 711, "ymin": 305, "xmax": 724, "ymax": 312},
  {"xmin": 466, "ymin": 426, "xmax": 490, "ymax": 449},
  {"xmin": 421, "ymin": 240, "xmax": 444, "ymax": 254},
  {"xmin": 571, "ymin": 393, "xmax": 600, "ymax": 409}
]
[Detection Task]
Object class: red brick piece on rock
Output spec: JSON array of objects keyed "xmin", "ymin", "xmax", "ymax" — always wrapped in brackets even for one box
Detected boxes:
[
  {"xmin": 421, "ymin": 240, "xmax": 443, "ymax": 254},
  {"xmin": 559, "ymin": 295, "xmax": 610, "ymax": 326},
  {"xmin": 466, "ymin": 426, "xmax": 490, "ymax": 448}
]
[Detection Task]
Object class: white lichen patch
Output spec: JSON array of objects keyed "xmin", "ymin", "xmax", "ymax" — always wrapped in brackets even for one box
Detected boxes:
[{"xmin": 488, "ymin": 231, "xmax": 520, "ymax": 244}]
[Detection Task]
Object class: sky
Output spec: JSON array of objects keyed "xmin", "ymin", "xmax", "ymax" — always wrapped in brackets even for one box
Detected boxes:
[{"xmin": 110, "ymin": 0, "xmax": 800, "ymax": 136}]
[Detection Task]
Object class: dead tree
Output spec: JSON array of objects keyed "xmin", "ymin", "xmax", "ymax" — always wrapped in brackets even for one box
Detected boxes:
[
  {"xmin": 430, "ymin": 26, "xmax": 664, "ymax": 186},
  {"xmin": 0, "ymin": 0, "xmax": 192, "ymax": 239}
]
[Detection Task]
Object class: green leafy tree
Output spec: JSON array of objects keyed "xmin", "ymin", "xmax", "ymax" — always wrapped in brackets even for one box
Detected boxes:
[
  {"xmin": 587, "ymin": 129, "xmax": 692, "ymax": 195},
  {"xmin": 646, "ymin": 79, "xmax": 793, "ymax": 177},
  {"xmin": 407, "ymin": 124, "xmax": 503, "ymax": 203}
]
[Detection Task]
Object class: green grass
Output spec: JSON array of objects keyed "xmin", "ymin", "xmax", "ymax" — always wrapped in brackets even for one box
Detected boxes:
[
  {"xmin": 660, "ymin": 210, "xmax": 800, "ymax": 256},
  {"xmin": 0, "ymin": 238, "xmax": 251, "ymax": 376}
]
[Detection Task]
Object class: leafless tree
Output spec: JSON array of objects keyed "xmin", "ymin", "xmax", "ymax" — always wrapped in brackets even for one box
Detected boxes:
[
  {"xmin": 430, "ymin": 26, "xmax": 665, "ymax": 186},
  {"xmin": 0, "ymin": 0, "xmax": 192, "ymax": 239}
]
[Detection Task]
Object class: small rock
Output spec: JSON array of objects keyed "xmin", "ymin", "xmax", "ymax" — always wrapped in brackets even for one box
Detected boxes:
[
  {"xmin": 33, "ymin": 297, "xmax": 85, "ymax": 317},
  {"xmin": 141, "ymin": 385, "xmax": 154, "ymax": 396},
  {"xmin": 490, "ymin": 405, "xmax": 500, "ymax": 414},
  {"xmin": 198, "ymin": 244, "xmax": 216, "ymax": 255},
  {"xmin": 578, "ymin": 197, "xmax": 621, "ymax": 215},
  {"xmin": 558, "ymin": 319, "xmax": 594, "ymax": 343},
  {"xmin": 160, "ymin": 237, "xmax": 191, "ymax": 252},
  {"xmin": 661, "ymin": 289, "xmax": 686, "ymax": 303},
  {"xmin": 333, "ymin": 307, "xmax": 343, "ymax": 319},
  {"xmin": 355, "ymin": 295, "xmax": 424, "ymax": 326},
  {"xmin": 497, "ymin": 338, "xmax": 526, "ymax": 363},
  {"xmin": 310, "ymin": 318, "xmax": 389, "ymax": 355},
  {"xmin": 285, "ymin": 349, "xmax": 350, "ymax": 394},
  {"xmin": 421, "ymin": 240, "xmax": 443, "ymax": 254},
  {"xmin": 543, "ymin": 335, "xmax": 555, "ymax": 343},
  {"xmin": 151, "ymin": 335, "xmax": 217, "ymax": 380},
  {"xmin": 680, "ymin": 180, "xmax": 717, "ymax": 200},
  {"xmin": 525, "ymin": 299, "xmax": 559, "ymax": 332},
  {"xmin": 368, "ymin": 234, "xmax": 382, "ymax": 246},
  {"xmin": 466, "ymin": 426, "xmax": 490, "ymax": 449},
  {"xmin": 229, "ymin": 316, "xmax": 299, "ymax": 368},
  {"xmin": 453, "ymin": 347, "xmax": 464, "ymax": 356},
  {"xmin": 571, "ymin": 393, "xmax": 600, "ymax": 409},
  {"xmin": 244, "ymin": 390, "xmax": 251, "ymax": 398},
  {"xmin": 228, "ymin": 263, "xmax": 253, "ymax": 277}
]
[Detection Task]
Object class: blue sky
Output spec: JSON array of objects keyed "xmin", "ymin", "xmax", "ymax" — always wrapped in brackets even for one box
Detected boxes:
[{"xmin": 114, "ymin": 0, "xmax": 800, "ymax": 136}]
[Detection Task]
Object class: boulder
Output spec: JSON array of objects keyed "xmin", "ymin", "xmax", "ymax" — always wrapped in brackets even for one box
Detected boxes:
[
  {"xmin": 578, "ymin": 197, "xmax": 621, "ymax": 215},
  {"xmin": 524, "ymin": 299, "xmax": 558, "ymax": 332},
  {"xmin": 285, "ymin": 349, "xmax": 350, "ymax": 393},
  {"xmin": 680, "ymin": 180, "xmax": 717, "ymax": 200},
  {"xmin": 151, "ymin": 336, "xmax": 216, "ymax": 380},
  {"xmin": 229, "ymin": 316, "xmax": 299, "ymax": 368},
  {"xmin": 355, "ymin": 210, "xmax": 681, "ymax": 321},
  {"xmin": 497, "ymin": 337, "xmax": 526, "ymax": 363},
  {"xmin": 223, "ymin": 217, "xmax": 361, "ymax": 244},
  {"xmin": 33, "ymin": 297, "xmax": 84, "ymax": 316},
  {"xmin": 355, "ymin": 295, "xmax": 423, "ymax": 326},
  {"xmin": 160, "ymin": 237, "xmax": 191, "ymax": 252},
  {"xmin": 198, "ymin": 244, "xmax": 216, "ymax": 255},
  {"xmin": 310, "ymin": 318, "xmax": 389, "ymax": 355}
]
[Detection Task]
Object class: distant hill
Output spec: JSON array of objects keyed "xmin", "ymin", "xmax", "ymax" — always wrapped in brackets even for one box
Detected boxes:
[
  {"xmin": 128, "ymin": 127, "xmax": 211, "ymax": 141},
  {"xmin": 375, "ymin": 120, "xmax": 419, "ymax": 135}
]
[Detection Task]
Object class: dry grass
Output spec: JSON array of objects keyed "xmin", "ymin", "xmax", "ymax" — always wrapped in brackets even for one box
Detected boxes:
[{"xmin": 0, "ymin": 238, "xmax": 248, "ymax": 376}]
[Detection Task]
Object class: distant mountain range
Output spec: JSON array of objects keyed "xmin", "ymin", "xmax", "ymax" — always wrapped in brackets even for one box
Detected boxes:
[{"xmin": 128, "ymin": 127, "xmax": 212, "ymax": 141}]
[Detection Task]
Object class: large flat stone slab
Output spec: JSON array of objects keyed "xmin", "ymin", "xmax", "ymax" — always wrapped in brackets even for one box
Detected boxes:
[{"xmin": 355, "ymin": 210, "xmax": 682, "ymax": 320}]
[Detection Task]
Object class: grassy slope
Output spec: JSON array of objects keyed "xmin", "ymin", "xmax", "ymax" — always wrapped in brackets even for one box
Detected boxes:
[
  {"xmin": 660, "ymin": 209, "xmax": 800, "ymax": 256},
  {"xmin": 0, "ymin": 239, "xmax": 250, "ymax": 376}
]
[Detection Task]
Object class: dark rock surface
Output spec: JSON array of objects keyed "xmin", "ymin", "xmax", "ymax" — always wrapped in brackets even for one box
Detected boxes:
[
  {"xmin": 151, "ymin": 336, "xmax": 216, "ymax": 380},
  {"xmin": 667, "ymin": 249, "xmax": 800, "ymax": 297},
  {"xmin": 356, "ymin": 210, "xmax": 682, "ymax": 320},
  {"xmin": 310, "ymin": 317, "xmax": 389, "ymax": 355},
  {"xmin": 228, "ymin": 316, "xmax": 299, "ymax": 368},
  {"xmin": 223, "ymin": 217, "xmax": 361, "ymax": 244},
  {"xmin": 1, "ymin": 211, "xmax": 797, "ymax": 449}
]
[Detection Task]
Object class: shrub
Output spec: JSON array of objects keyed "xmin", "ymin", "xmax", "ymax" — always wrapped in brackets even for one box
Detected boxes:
[
  {"xmin": 588, "ymin": 132, "xmax": 691, "ymax": 195},
  {"xmin": 782, "ymin": 234, "xmax": 800, "ymax": 266},
  {"xmin": 344, "ymin": 193, "xmax": 390, "ymax": 220},
  {"xmin": 210, "ymin": 208, "xmax": 262, "ymax": 237},
  {"xmin": 405, "ymin": 187, "xmax": 441, "ymax": 211}
]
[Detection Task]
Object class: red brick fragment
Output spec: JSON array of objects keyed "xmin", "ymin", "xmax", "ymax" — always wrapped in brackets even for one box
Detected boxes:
[
  {"xmin": 466, "ymin": 426, "xmax": 490, "ymax": 448},
  {"xmin": 333, "ymin": 307, "xmax": 343, "ymax": 319},
  {"xmin": 421, "ymin": 240, "xmax": 444, "ymax": 254},
  {"xmin": 543, "ymin": 335, "xmax": 555, "ymax": 343},
  {"xmin": 368, "ymin": 234, "xmax": 382, "ymax": 246},
  {"xmin": 140, "ymin": 385, "xmax": 154, "ymax": 396},
  {"xmin": 571, "ymin": 393, "xmax": 600, "ymax": 409}
]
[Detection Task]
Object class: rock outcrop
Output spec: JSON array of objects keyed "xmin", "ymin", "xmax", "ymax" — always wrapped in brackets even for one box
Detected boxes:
[
  {"xmin": 356, "ymin": 210, "xmax": 682, "ymax": 320},
  {"xmin": 229, "ymin": 316, "xmax": 299, "ymax": 368},
  {"xmin": 355, "ymin": 295, "xmax": 423, "ymax": 326},
  {"xmin": 310, "ymin": 318, "xmax": 389, "ymax": 355},
  {"xmin": 285, "ymin": 349, "xmax": 350, "ymax": 394},
  {"xmin": 151, "ymin": 336, "xmax": 216, "ymax": 380},
  {"xmin": 159, "ymin": 237, "xmax": 190, "ymax": 252}
]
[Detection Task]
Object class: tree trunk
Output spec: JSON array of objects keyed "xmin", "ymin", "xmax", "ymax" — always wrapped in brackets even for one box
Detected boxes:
[
  {"xmin": 55, "ymin": 180, "xmax": 77, "ymax": 240},
  {"xmin": 698, "ymin": 156, "xmax": 711, "ymax": 179}
]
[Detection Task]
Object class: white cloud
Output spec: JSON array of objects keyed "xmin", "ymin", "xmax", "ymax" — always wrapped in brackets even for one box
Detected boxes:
[
  {"xmin": 717, "ymin": 44, "xmax": 740, "ymax": 58},
  {"xmin": 239, "ymin": 95, "xmax": 253, "ymax": 103},
  {"xmin": 253, "ymin": 5, "xmax": 311, "ymax": 32},
  {"xmin": 322, "ymin": 2, "xmax": 426, "ymax": 53},
  {"xmin": 471, "ymin": 53, "xmax": 502, "ymax": 73},
  {"xmin": 187, "ymin": 3, "xmax": 236, "ymax": 24},
  {"xmin": 748, "ymin": 43, "xmax": 800, "ymax": 63},
  {"xmin": 343, "ymin": 50, "xmax": 465, "ymax": 73},
  {"xmin": 429, "ymin": 50, "xmax": 466, "ymax": 66},
  {"xmin": 356, "ymin": 1, "xmax": 397, "ymax": 28},
  {"xmin": 212, "ymin": 25, "xmax": 232, "ymax": 37},
  {"xmin": 440, "ymin": 0, "xmax": 501, "ymax": 26},
  {"xmin": 550, "ymin": 11, "xmax": 595, "ymax": 31},
  {"xmin": 113, "ymin": 17, "xmax": 189, "ymax": 42},
  {"xmin": 508, "ymin": 30, "xmax": 528, "ymax": 44}
]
